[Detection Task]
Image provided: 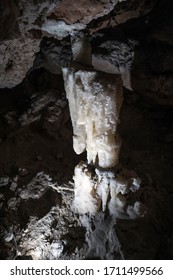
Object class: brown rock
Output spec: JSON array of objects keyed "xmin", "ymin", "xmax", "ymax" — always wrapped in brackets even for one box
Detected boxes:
[
  {"xmin": 49, "ymin": 0, "xmax": 118, "ymax": 24},
  {"xmin": 0, "ymin": 38, "xmax": 40, "ymax": 88}
]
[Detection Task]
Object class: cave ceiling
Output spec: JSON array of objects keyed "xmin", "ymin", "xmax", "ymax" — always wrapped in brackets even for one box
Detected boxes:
[{"xmin": 0, "ymin": 0, "xmax": 173, "ymax": 105}]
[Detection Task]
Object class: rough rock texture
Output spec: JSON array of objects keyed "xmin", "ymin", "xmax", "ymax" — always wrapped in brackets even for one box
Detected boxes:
[
  {"xmin": 0, "ymin": 38, "xmax": 40, "ymax": 88},
  {"xmin": 0, "ymin": 0, "xmax": 158, "ymax": 39},
  {"xmin": 92, "ymin": 36, "xmax": 137, "ymax": 89},
  {"xmin": 88, "ymin": 0, "xmax": 158, "ymax": 33},
  {"xmin": 49, "ymin": 0, "xmax": 119, "ymax": 24},
  {"xmin": 0, "ymin": 0, "xmax": 158, "ymax": 88},
  {"xmin": 1, "ymin": 0, "xmax": 173, "ymax": 260},
  {"xmin": 9, "ymin": 0, "xmax": 60, "ymax": 37},
  {"xmin": 33, "ymin": 38, "xmax": 73, "ymax": 74},
  {"xmin": 1, "ymin": 81, "xmax": 173, "ymax": 259}
]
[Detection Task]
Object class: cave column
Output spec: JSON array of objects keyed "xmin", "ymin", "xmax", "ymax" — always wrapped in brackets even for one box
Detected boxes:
[{"xmin": 62, "ymin": 33, "xmax": 123, "ymax": 215}]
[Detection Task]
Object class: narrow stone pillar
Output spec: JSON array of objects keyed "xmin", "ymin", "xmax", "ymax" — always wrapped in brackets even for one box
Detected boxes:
[{"xmin": 62, "ymin": 34, "xmax": 125, "ymax": 215}]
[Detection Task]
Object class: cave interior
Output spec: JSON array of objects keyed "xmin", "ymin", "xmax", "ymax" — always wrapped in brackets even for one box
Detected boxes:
[{"xmin": 0, "ymin": 0, "xmax": 173, "ymax": 260}]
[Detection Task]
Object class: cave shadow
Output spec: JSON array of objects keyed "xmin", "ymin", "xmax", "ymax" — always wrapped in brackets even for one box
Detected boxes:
[{"xmin": 117, "ymin": 0, "xmax": 173, "ymax": 260}]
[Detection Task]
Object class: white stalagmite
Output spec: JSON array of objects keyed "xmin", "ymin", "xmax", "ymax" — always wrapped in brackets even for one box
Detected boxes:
[
  {"xmin": 72, "ymin": 161, "xmax": 142, "ymax": 217},
  {"xmin": 62, "ymin": 67, "xmax": 123, "ymax": 168},
  {"xmin": 72, "ymin": 162, "xmax": 101, "ymax": 215},
  {"xmin": 72, "ymin": 161, "xmax": 116, "ymax": 215}
]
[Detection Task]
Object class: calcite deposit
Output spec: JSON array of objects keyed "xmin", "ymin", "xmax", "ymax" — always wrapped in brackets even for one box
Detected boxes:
[
  {"xmin": 1, "ymin": 0, "xmax": 173, "ymax": 261},
  {"xmin": 63, "ymin": 67, "xmax": 123, "ymax": 168},
  {"xmin": 62, "ymin": 34, "xmax": 130, "ymax": 215}
]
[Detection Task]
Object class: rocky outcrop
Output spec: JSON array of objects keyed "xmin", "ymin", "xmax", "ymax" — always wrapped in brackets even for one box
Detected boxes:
[
  {"xmin": 88, "ymin": 0, "xmax": 158, "ymax": 33},
  {"xmin": 0, "ymin": 0, "xmax": 159, "ymax": 88},
  {"xmin": 49, "ymin": 0, "xmax": 119, "ymax": 24},
  {"xmin": 0, "ymin": 38, "xmax": 40, "ymax": 88},
  {"xmin": 33, "ymin": 38, "xmax": 72, "ymax": 74}
]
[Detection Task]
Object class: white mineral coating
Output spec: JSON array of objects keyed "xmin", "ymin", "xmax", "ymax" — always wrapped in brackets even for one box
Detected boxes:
[
  {"xmin": 4, "ymin": 233, "xmax": 14, "ymax": 243},
  {"xmin": 72, "ymin": 162, "xmax": 117, "ymax": 215},
  {"xmin": 71, "ymin": 33, "xmax": 92, "ymax": 65},
  {"xmin": 127, "ymin": 201, "xmax": 145, "ymax": 218},
  {"xmin": 63, "ymin": 67, "xmax": 123, "ymax": 168},
  {"xmin": 108, "ymin": 174, "xmax": 128, "ymax": 217},
  {"xmin": 72, "ymin": 162, "xmax": 101, "ymax": 215},
  {"xmin": 73, "ymin": 162, "xmax": 142, "ymax": 217},
  {"xmin": 130, "ymin": 177, "xmax": 141, "ymax": 192},
  {"xmin": 42, "ymin": 20, "xmax": 86, "ymax": 38},
  {"xmin": 96, "ymin": 169, "xmax": 114, "ymax": 212},
  {"xmin": 50, "ymin": 240, "xmax": 64, "ymax": 259}
]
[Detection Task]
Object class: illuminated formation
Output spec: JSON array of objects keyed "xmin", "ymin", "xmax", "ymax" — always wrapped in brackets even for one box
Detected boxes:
[
  {"xmin": 62, "ymin": 34, "xmax": 141, "ymax": 215},
  {"xmin": 62, "ymin": 67, "xmax": 123, "ymax": 168}
]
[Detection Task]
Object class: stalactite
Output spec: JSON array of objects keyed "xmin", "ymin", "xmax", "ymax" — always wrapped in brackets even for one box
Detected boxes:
[{"xmin": 62, "ymin": 67, "xmax": 123, "ymax": 168}]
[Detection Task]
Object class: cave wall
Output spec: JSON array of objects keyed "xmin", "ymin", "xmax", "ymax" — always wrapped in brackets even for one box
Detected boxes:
[
  {"xmin": 0, "ymin": 0, "xmax": 173, "ymax": 105},
  {"xmin": 0, "ymin": 0, "xmax": 173, "ymax": 260}
]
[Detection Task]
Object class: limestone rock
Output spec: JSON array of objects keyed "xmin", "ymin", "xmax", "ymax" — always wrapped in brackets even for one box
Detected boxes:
[
  {"xmin": 49, "ymin": 0, "xmax": 119, "ymax": 25},
  {"xmin": 41, "ymin": 20, "xmax": 86, "ymax": 39},
  {"xmin": 0, "ymin": 38, "xmax": 40, "ymax": 88},
  {"xmin": 15, "ymin": 0, "xmax": 60, "ymax": 37},
  {"xmin": 88, "ymin": 0, "xmax": 157, "ymax": 33},
  {"xmin": 33, "ymin": 39, "xmax": 72, "ymax": 74},
  {"xmin": 92, "ymin": 38, "xmax": 137, "ymax": 90}
]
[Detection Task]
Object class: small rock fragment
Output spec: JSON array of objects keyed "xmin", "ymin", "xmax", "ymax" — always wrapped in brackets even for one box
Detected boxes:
[
  {"xmin": 50, "ymin": 240, "xmax": 64, "ymax": 258},
  {"xmin": 130, "ymin": 178, "xmax": 141, "ymax": 192},
  {"xmin": 7, "ymin": 197, "xmax": 19, "ymax": 210},
  {"xmin": 10, "ymin": 182, "xmax": 18, "ymax": 192},
  {"xmin": 4, "ymin": 233, "xmax": 14, "ymax": 243},
  {"xmin": 18, "ymin": 168, "xmax": 28, "ymax": 177},
  {"xmin": 0, "ymin": 176, "xmax": 10, "ymax": 187}
]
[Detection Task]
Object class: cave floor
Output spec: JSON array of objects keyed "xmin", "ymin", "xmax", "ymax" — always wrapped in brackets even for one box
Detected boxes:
[{"xmin": 0, "ymin": 87, "xmax": 173, "ymax": 260}]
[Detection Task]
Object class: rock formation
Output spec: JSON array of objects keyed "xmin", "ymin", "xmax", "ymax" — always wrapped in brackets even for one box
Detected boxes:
[
  {"xmin": 62, "ymin": 34, "xmax": 123, "ymax": 214},
  {"xmin": 0, "ymin": 0, "xmax": 173, "ymax": 260}
]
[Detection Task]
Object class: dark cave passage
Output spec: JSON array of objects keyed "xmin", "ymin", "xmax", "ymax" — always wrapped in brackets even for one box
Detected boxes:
[{"xmin": 0, "ymin": 0, "xmax": 173, "ymax": 260}]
